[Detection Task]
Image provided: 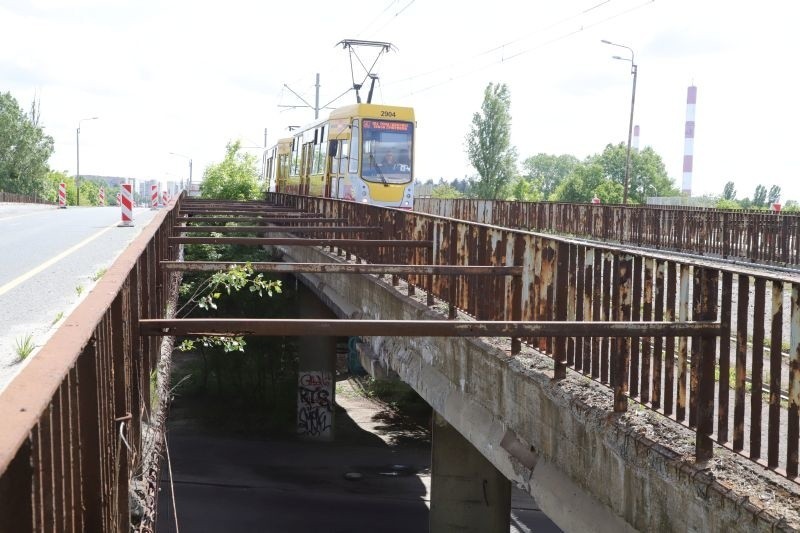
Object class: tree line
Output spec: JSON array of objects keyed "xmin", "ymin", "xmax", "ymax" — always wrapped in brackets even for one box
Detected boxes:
[
  {"xmin": 421, "ymin": 82, "xmax": 791, "ymax": 210},
  {"xmin": 0, "ymin": 92, "xmax": 55, "ymax": 201},
  {"xmin": 0, "ymin": 91, "xmax": 131, "ymax": 206}
]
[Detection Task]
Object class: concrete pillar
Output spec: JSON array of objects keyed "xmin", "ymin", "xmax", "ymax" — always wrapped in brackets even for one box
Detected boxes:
[
  {"xmin": 296, "ymin": 287, "xmax": 337, "ymax": 440},
  {"xmin": 430, "ymin": 412, "xmax": 511, "ymax": 532}
]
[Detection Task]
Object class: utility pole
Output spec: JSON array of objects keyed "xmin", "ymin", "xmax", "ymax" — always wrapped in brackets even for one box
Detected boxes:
[
  {"xmin": 279, "ymin": 74, "xmax": 321, "ymax": 119},
  {"xmin": 314, "ymin": 73, "xmax": 320, "ymax": 119}
]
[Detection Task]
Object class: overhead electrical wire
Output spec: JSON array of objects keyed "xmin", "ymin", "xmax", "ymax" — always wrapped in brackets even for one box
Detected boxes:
[
  {"xmin": 399, "ymin": 0, "xmax": 655, "ymax": 98},
  {"xmin": 387, "ymin": 0, "xmax": 617, "ymax": 87},
  {"xmin": 371, "ymin": 0, "xmax": 416, "ymax": 34},
  {"xmin": 355, "ymin": 0, "xmax": 399, "ymax": 38}
]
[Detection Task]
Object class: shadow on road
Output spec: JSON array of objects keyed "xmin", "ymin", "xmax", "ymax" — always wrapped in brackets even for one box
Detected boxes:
[{"xmin": 157, "ymin": 376, "xmax": 431, "ymax": 532}]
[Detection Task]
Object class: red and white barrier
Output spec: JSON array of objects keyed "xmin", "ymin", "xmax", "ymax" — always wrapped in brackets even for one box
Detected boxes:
[
  {"xmin": 99, "ymin": 187, "xmax": 105, "ymax": 206},
  {"xmin": 151, "ymin": 184, "xmax": 159, "ymax": 209},
  {"xmin": 162, "ymin": 189, "xmax": 169, "ymax": 206},
  {"xmin": 120, "ymin": 184, "xmax": 133, "ymax": 226},
  {"xmin": 58, "ymin": 182, "xmax": 66, "ymax": 208}
]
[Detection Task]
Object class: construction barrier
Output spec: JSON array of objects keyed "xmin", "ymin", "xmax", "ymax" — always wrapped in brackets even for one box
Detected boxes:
[
  {"xmin": 151, "ymin": 184, "xmax": 159, "ymax": 209},
  {"xmin": 120, "ymin": 184, "xmax": 133, "ymax": 227},
  {"xmin": 99, "ymin": 187, "xmax": 105, "ymax": 206},
  {"xmin": 58, "ymin": 182, "xmax": 66, "ymax": 208}
]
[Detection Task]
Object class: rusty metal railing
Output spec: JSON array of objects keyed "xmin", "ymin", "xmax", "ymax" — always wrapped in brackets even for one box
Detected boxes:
[
  {"xmin": 270, "ymin": 193, "xmax": 800, "ymax": 481},
  {"xmin": 0, "ymin": 199, "xmax": 180, "ymax": 531},
  {"xmin": 414, "ymin": 199, "xmax": 800, "ymax": 267}
]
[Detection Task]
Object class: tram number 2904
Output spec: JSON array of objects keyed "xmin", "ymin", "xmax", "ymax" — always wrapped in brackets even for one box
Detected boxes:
[{"xmin": 380, "ymin": 110, "xmax": 397, "ymax": 117}]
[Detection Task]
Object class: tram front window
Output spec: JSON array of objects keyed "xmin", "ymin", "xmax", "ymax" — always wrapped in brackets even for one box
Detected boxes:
[{"xmin": 361, "ymin": 119, "xmax": 413, "ymax": 184}]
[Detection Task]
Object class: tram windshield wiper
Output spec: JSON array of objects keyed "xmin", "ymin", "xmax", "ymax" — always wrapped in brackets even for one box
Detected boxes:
[{"xmin": 368, "ymin": 153, "xmax": 390, "ymax": 187}]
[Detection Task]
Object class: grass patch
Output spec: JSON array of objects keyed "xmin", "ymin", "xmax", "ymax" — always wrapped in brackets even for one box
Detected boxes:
[
  {"xmin": 51, "ymin": 311, "xmax": 64, "ymax": 325},
  {"xmin": 13, "ymin": 334, "xmax": 36, "ymax": 362},
  {"xmin": 91, "ymin": 267, "xmax": 107, "ymax": 281},
  {"xmin": 75, "ymin": 285, "xmax": 84, "ymax": 296}
]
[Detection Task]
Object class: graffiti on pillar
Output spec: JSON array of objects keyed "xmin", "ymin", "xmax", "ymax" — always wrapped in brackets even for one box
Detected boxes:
[{"xmin": 297, "ymin": 371, "xmax": 333, "ymax": 437}]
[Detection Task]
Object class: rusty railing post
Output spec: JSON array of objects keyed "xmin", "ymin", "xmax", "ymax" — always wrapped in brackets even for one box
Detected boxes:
[
  {"xmin": 553, "ymin": 242, "xmax": 569, "ymax": 380},
  {"xmin": 788, "ymin": 283, "xmax": 800, "ymax": 477},
  {"xmin": 694, "ymin": 267, "xmax": 719, "ymax": 462},
  {"xmin": 511, "ymin": 234, "xmax": 525, "ymax": 355}
]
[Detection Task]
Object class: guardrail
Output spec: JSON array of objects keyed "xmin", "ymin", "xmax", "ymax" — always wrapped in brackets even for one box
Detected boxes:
[
  {"xmin": 0, "ymin": 199, "xmax": 180, "ymax": 531},
  {"xmin": 414, "ymin": 199, "xmax": 800, "ymax": 267},
  {"xmin": 0, "ymin": 191, "xmax": 53, "ymax": 205},
  {"xmin": 272, "ymin": 193, "xmax": 800, "ymax": 481}
]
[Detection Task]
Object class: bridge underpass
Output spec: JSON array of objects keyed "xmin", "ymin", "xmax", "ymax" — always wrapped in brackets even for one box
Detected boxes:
[{"xmin": 1, "ymin": 193, "xmax": 799, "ymax": 532}]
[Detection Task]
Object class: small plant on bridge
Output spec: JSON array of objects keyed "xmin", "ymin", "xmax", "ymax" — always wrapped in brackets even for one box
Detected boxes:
[
  {"xmin": 13, "ymin": 333, "xmax": 36, "ymax": 362},
  {"xmin": 75, "ymin": 284, "xmax": 84, "ymax": 296},
  {"xmin": 176, "ymin": 263, "xmax": 280, "ymax": 361},
  {"xmin": 177, "ymin": 262, "xmax": 282, "ymax": 315},
  {"xmin": 91, "ymin": 267, "xmax": 107, "ymax": 281},
  {"xmin": 51, "ymin": 311, "xmax": 64, "ymax": 325},
  {"xmin": 173, "ymin": 231, "xmax": 298, "ymax": 433}
]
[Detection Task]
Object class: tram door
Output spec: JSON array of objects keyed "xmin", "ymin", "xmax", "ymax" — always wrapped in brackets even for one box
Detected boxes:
[
  {"xmin": 329, "ymin": 139, "xmax": 350, "ymax": 200},
  {"xmin": 301, "ymin": 143, "xmax": 312, "ymax": 196}
]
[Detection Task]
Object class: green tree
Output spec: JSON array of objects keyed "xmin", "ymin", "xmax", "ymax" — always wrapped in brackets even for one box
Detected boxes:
[
  {"xmin": 521, "ymin": 153, "xmax": 578, "ymax": 198},
  {"xmin": 78, "ymin": 179, "xmax": 101, "ymax": 206},
  {"xmin": 44, "ymin": 170, "xmax": 70, "ymax": 203},
  {"xmin": 715, "ymin": 198, "xmax": 740, "ymax": 209},
  {"xmin": 722, "ymin": 181, "xmax": 736, "ymax": 200},
  {"xmin": 551, "ymin": 162, "xmax": 606, "ymax": 203},
  {"xmin": 768, "ymin": 185, "xmax": 781, "ymax": 204},
  {"xmin": 509, "ymin": 175, "xmax": 542, "ymax": 201},
  {"xmin": 201, "ymin": 141, "xmax": 262, "ymax": 200},
  {"xmin": 0, "ymin": 92, "xmax": 54, "ymax": 197},
  {"xmin": 753, "ymin": 185, "xmax": 767, "ymax": 207},
  {"xmin": 431, "ymin": 183, "xmax": 463, "ymax": 199},
  {"xmin": 590, "ymin": 143, "xmax": 676, "ymax": 203},
  {"xmin": 465, "ymin": 83, "xmax": 517, "ymax": 199}
]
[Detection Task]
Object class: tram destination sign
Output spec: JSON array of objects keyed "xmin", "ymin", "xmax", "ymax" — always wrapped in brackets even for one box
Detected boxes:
[{"xmin": 363, "ymin": 120, "xmax": 411, "ymax": 132}]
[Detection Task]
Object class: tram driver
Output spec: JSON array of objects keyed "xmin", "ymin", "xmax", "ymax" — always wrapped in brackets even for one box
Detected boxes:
[{"xmin": 380, "ymin": 149, "xmax": 410, "ymax": 172}]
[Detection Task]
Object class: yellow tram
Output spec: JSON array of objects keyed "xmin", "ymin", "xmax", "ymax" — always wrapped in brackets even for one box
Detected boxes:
[{"xmin": 265, "ymin": 103, "xmax": 415, "ymax": 209}]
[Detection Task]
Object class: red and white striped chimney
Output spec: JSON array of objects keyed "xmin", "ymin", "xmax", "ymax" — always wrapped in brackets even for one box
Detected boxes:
[{"xmin": 682, "ymin": 86, "xmax": 697, "ymax": 196}]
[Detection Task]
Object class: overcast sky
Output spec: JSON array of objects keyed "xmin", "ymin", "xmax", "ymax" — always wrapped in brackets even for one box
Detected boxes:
[{"xmin": 2, "ymin": 0, "xmax": 798, "ymax": 201}]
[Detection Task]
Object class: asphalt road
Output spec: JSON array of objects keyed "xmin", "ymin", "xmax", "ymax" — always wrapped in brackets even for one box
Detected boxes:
[{"xmin": 0, "ymin": 202, "xmax": 160, "ymax": 392}]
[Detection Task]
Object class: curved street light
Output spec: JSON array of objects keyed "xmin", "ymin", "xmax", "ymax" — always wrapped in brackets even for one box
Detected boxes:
[
  {"xmin": 601, "ymin": 39, "xmax": 637, "ymax": 205},
  {"xmin": 76, "ymin": 116, "xmax": 99, "ymax": 206}
]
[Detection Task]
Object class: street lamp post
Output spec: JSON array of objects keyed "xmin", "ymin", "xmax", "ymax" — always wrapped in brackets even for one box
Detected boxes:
[
  {"xmin": 76, "ymin": 116, "xmax": 99, "ymax": 206},
  {"xmin": 601, "ymin": 39, "xmax": 637, "ymax": 205}
]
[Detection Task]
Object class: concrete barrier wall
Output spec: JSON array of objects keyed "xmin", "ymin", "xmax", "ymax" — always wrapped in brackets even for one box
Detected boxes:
[{"xmin": 278, "ymin": 243, "xmax": 796, "ymax": 533}]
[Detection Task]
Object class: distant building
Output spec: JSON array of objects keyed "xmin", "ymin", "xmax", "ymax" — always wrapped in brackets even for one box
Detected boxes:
[{"xmin": 78, "ymin": 175, "xmax": 131, "ymax": 188}]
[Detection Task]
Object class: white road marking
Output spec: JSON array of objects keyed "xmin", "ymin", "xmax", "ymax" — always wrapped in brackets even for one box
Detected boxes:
[{"xmin": 0, "ymin": 220, "xmax": 119, "ymax": 297}]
